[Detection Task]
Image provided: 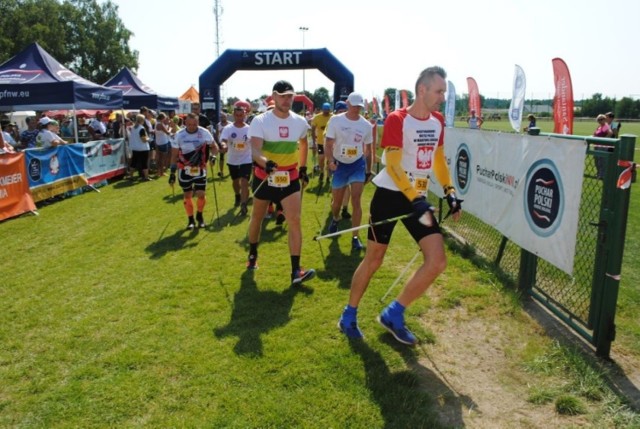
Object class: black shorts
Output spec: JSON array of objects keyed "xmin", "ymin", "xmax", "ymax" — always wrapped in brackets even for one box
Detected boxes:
[
  {"xmin": 228, "ymin": 163, "xmax": 252, "ymax": 180},
  {"xmin": 130, "ymin": 150, "xmax": 149, "ymax": 171},
  {"xmin": 367, "ymin": 187, "xmax": 441, "ymax": 245},
  {"xmin": 156, "ymin": 143, "xmax": 170, "ymax": 154},
  {"xmin": 252, "ymin": 176, "xmax": 301, "ymax": 203},
  {"xmin": 178, "ymin": 168, "xmax": 207, "ymax": 192},
  {"xmin": 317, "ymin": 144, "xmax": 325, "ymax": 155}
]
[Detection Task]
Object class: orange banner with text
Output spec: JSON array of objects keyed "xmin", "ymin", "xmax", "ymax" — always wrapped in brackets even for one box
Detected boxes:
[{"xmin": 0, "ymin": 152, "xmax": 36, "ymax": 221}]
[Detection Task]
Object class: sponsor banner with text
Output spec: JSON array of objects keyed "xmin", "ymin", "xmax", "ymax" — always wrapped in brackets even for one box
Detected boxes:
[
  {"xmin": 442, "ymin": 128, "xmax": 586, "ymax": 275},
  {"xmin": 83, "ymin": 138, "xmax": 127, "ymax": 184},
  {"xmin": 0, "ymin": 152, "xmax": 36, "ymax": 221},
  {"xmin": 24, "ymin": 144, "xmax": 88, "ymax": 202}
]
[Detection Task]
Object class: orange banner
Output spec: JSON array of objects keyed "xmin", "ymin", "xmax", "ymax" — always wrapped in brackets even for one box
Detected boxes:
[
  {"xmin": 384, "ymin": 95, "xmax": 390, "ymax": 115},
  {"xmin": 0, "ymin": 152, "xmax": 36, "ymax": 221},
  {"xmin": 552, "ymin": 58, "xmax": 574, "ymax": 135},
  {"xmin": 466, "ymin": 77, "xmax": 481, "ymax": 119}
]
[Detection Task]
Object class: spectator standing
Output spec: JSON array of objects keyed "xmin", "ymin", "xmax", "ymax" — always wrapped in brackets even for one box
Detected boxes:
[
  {"xmin": 215, "ymin": 112, "xmax": 230, "ymax": 178},
  {"xmin": 524, "ymin": 114, "xmax": 536, "ymax": 132},
  {"xmin": 20, "ymin": 116, "xmax": 40, "ymax": 149},
  {"xmin": 36, "ymin": 118, "xmax": 66, "ymax": 149},
  {"xmin": 127, "ymin": 114, "xmax": 152, "ymax": 181},
  {"xmin": 154, "ymin": 113, "xmax": 173, "ymax": 177},
  {"xmin": 593, "ymin": 114, "xmax": 613, "ymax": 180},
  {"xmin": 88, "ymin": 111, "xmax": 108, "ymax": 140},
  {"xmin": 467, "ymin": 109, "xmax": 483, "ymax": 129},
  {"xmin": 605, "ymin": 112, "xmax": 621, "ymax": 138}
]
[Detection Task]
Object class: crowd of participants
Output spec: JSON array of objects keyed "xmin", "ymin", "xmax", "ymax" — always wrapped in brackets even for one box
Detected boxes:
[
  {"xmin": 165, "ymin": 69, "xmax": 462, "ymax": 346},
  {"xmin": 1, "ymin": 67, "xmax": 465, "ymax": 346}
]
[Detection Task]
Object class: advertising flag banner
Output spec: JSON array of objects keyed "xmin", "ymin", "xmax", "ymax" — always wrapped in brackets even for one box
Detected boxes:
[
  {"xmin": 0, "ymin": 152, "xmax": 36, "ymax": 221},
  {"xmin": 466, "ymin": 77, "xmax": 481, "ymax": 119},
  {"xmin": 83, "ymin": 138, "xmax": 127, "ymax": 184},
  {"xmin": 442, "ymin": 128, "xmax": 586, "ymax": 275},
  {"xmin": 509, "ymin": 65, "xmax": 527, "ymax": 132},
  {"xmin": 394, "ymin": 90, "xmax": 400, "ymax": 111},
  {"xmin": 445, "ymin": 80, "xmax": 457, "ymax": 128},
  {"xmin": 552, "ymin": 58, "xmax": 574, "ymax": 135},
  {"xmin": 372, "ymin": 97, "xmax": 379, "ymax": 116},
  {"xmin": 401, "ymin": 90, "xmax": 409, "ymax": 108},
  {"xmin": 24, "ymin": 144, "xmax": 88, "ymax": 202}
]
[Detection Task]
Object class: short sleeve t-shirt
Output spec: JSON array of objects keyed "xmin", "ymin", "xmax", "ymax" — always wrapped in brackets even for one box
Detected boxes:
[
  {"xmin": 325, "ymin": 113, "xmax": 373, "ymax": 164},
  {"xmin": 220, "ymin": 123, "xmax": 251, "ymax": 165}
]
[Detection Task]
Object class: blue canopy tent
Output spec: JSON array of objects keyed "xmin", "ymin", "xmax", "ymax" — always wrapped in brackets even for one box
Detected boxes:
[
  {"xmin": 103, "ymin": 67, "xmax": 179, "ymax": 111},
  {"xmin": 0, "ymin": 42, "xmax": 124, "ymax": 141}
]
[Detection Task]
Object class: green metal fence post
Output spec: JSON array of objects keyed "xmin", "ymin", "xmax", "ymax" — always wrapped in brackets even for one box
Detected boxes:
[
  {"xmin": 592, "ymin": 135, "xmax": 635, "ymax": 358},
  {"xmin": 518, "ymin": 248, "xmax": 537, "ymax": 294}
]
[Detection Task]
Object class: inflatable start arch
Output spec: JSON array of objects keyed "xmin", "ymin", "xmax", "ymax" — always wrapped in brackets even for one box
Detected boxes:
[{"xmin": 198, "ymin": 48, "xmax": 354, "ymax": 119}]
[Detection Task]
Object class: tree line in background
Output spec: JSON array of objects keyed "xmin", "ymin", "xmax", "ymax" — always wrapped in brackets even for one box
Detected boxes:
[{"xmin": 0, "ymin": 0, "xmax": 138, "ymax": 85}]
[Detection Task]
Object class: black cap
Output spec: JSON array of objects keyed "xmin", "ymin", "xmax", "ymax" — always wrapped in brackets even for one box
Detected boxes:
[{"xmin": 272, "ymin": 80, "xmax": 295, "ymax": 95}]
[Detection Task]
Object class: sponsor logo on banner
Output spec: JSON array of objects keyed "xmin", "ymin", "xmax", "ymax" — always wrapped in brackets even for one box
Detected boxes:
[
  {"xmin": 454, "ymin": 144, "xmax": 471, "ymax": 194},
  {"xmin": 524, "ymin": 159, "xmax": 563, "ymax": 237},
  {"xmin": 28, "ymin": 158, "xmax": 41, "ymax": 181}
]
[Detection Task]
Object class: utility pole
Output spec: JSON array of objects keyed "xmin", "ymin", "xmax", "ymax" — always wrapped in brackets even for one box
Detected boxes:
[
  {"xmin": 213, "ymin": 0, "xmax": 222, "ymax": 58},
  {"xmin": 299, "ymin": 26, "xmax": 308, "ymax": 93}
]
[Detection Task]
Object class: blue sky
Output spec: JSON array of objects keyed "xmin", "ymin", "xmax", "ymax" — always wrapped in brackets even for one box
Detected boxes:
[{"xmin": 110, "ymin": 0, "xmax": 640, "ymax": 102}]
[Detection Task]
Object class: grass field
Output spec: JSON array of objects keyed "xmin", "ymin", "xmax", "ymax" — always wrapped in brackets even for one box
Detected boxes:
[{"xmin": 0, "ymin": 121, "xmax": 639, "ymax": 427}]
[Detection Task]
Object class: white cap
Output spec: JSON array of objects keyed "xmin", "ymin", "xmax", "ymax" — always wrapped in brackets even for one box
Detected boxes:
[
  {"xmin": 347, "ymin": 92, "xmax": 365, "ymax": 108},
  {"xmin": 38, "ymin": 116, "xmax": 51, "ymax": 126}
]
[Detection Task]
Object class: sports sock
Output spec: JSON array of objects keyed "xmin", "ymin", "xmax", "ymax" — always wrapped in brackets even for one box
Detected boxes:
[
  {"xmin": 249, "ymin": 242, "xmax": 258, "ymax": 257},
  {"xmin": 291, "ymin": 255, "xmax": 300, "ymax": 273}
]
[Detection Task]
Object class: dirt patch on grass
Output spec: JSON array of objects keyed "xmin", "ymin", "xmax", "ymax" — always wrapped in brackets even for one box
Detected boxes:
[{"xmin": 414, "ymin": 303, "xmax": 599, "ymax": 428}]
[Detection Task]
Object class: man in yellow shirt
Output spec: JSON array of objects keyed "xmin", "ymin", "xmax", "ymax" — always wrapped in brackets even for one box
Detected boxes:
[{"xmin": 310, "ymin": 102, "xmax": 332, "ymax": 184}]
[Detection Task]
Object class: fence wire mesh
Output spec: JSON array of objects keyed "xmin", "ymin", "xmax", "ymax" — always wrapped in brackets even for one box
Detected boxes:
[{"xmin": 430, "ymin": 146, "xmax": 609, "ymax": 339}]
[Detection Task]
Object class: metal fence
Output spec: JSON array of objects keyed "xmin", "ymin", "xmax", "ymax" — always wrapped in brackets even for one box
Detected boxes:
[{"xmin": 429, "ymin": 133, "xmax": 635, "ymax": 358}]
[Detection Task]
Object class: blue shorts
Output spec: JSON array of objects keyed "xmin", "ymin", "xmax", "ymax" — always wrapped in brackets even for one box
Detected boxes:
[{"xmin": 332, "ymin": 157, "xmax": 366, "ymax": 189}]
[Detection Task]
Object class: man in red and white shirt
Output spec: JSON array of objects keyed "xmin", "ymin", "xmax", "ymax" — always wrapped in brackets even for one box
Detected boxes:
[{"xmin": 338, "ymin": 66, "xmax": 463, "ymax": 345}]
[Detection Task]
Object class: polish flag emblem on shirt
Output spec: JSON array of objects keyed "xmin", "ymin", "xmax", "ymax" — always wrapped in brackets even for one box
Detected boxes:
[
  {"xmin": 279, "ymin": 127, "xmax": 289, "ymax": 138},
  {"xmin": 417, "ymin": 146, "xmax": 433, "ymax": 169}
]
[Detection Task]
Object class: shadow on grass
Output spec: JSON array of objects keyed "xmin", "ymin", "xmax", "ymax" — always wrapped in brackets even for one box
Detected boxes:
[
  {"xmin": 315, "ymin": 210, "xmax": 362, "ymax": 289},
  {"xmin": 349, "ymin": 338, "xmax": 474, "ymax": 428},
  {"xmin": 349, "ymin": 340, "xmax": 465, "ymax": 428},
  {"xmin": 232, "ymin": 218, "xmax": 288, "ymax": 249},
  {"xmin": 214, "ymin": 270, "xmax": 313, "ymax": 357},
  {"xmin": 145, "ymin": 223, "xmax": 200, "ymax": 259}
]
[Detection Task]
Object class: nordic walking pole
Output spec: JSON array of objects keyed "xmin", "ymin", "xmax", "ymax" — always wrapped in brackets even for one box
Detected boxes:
[
  {"xmin": 209, "ymin": 156, "xmax": 221, "ymax": 226},
  {"xmin": 379, "ymin": 249, "xmax": 421, "ymax": 303},
  {"xmin": 313, "ymin": 212, "xmax": 416, "ymax": 241}
]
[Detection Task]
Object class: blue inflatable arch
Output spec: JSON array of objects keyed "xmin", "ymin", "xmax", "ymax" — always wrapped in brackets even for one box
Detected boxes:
[{"xmin": 198, "ymin": 48, "xmax": 354, "ymax": 118}]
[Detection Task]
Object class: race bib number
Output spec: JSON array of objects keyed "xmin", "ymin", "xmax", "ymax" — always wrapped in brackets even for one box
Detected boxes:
[
  {"xmin": 341, "ymin": 144, "xmax": 359, "ymax": 159},
  {"xmin": 234, "ymin": 141, "xmax": 246, "ymax": 151},
  {"xmin": 186, "ymin": 166, "xmax": 201, "ymax": 176},
  {"xmin": 268, "ymin": 170, "xmax": 290, "ymax": 188},
  {"xmin": 409, "ymin": 174, "xmax": 429, "ymax": 195}
]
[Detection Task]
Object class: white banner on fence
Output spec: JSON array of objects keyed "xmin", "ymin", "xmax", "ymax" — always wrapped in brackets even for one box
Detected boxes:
[{"xmin": 441, "ymin": 128, "xmax": 587, "ymax": 275}]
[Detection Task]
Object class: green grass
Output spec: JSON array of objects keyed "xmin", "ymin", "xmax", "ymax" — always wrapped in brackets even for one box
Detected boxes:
[{"xmin": 1, "ymin": 129, "xmax": 639, "ymax": 427}]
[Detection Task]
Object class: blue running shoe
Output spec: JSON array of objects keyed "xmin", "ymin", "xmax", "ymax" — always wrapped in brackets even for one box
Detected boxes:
[
  {"xmin": 338, "ymin": 317, "xmax": 364, "ymax": 339},
  {"xmin": 328, "ymin": 219, "xmax": 339, "ymax": 234},
  {"xmin": 351, "ymin": 236, "xmax": 364, "ymax": 251},
  {"xmin": 377, "ymin": 313, "xmax": 417, "ymax": 346},
  {"xmin": 291, "ymin": 267, "xmax": 315, "ymax": 286}
]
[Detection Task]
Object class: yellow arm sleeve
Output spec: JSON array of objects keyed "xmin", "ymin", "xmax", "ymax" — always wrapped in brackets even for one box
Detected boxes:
[
  {"xmin": 385, "ymin": 148, "xmax": 419, "ymax": 201},
  {"xmin": 432, "ymin": 144, "xmax": 456, "ymax": 195}
]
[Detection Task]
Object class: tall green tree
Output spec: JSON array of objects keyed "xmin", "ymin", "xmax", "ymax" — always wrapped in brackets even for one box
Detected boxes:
[{"xmin": 0, "ymin": 0, "xmax": 138, "ymax": 84}]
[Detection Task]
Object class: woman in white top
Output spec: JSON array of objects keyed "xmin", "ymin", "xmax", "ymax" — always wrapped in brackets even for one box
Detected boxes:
[
  {"xmin": 36, "ymin": 118, "xmax": 66, "ymax": 149},
  {"xmin": 127, "ymin": 114, "xmax": 152, "ymax": 181}
]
